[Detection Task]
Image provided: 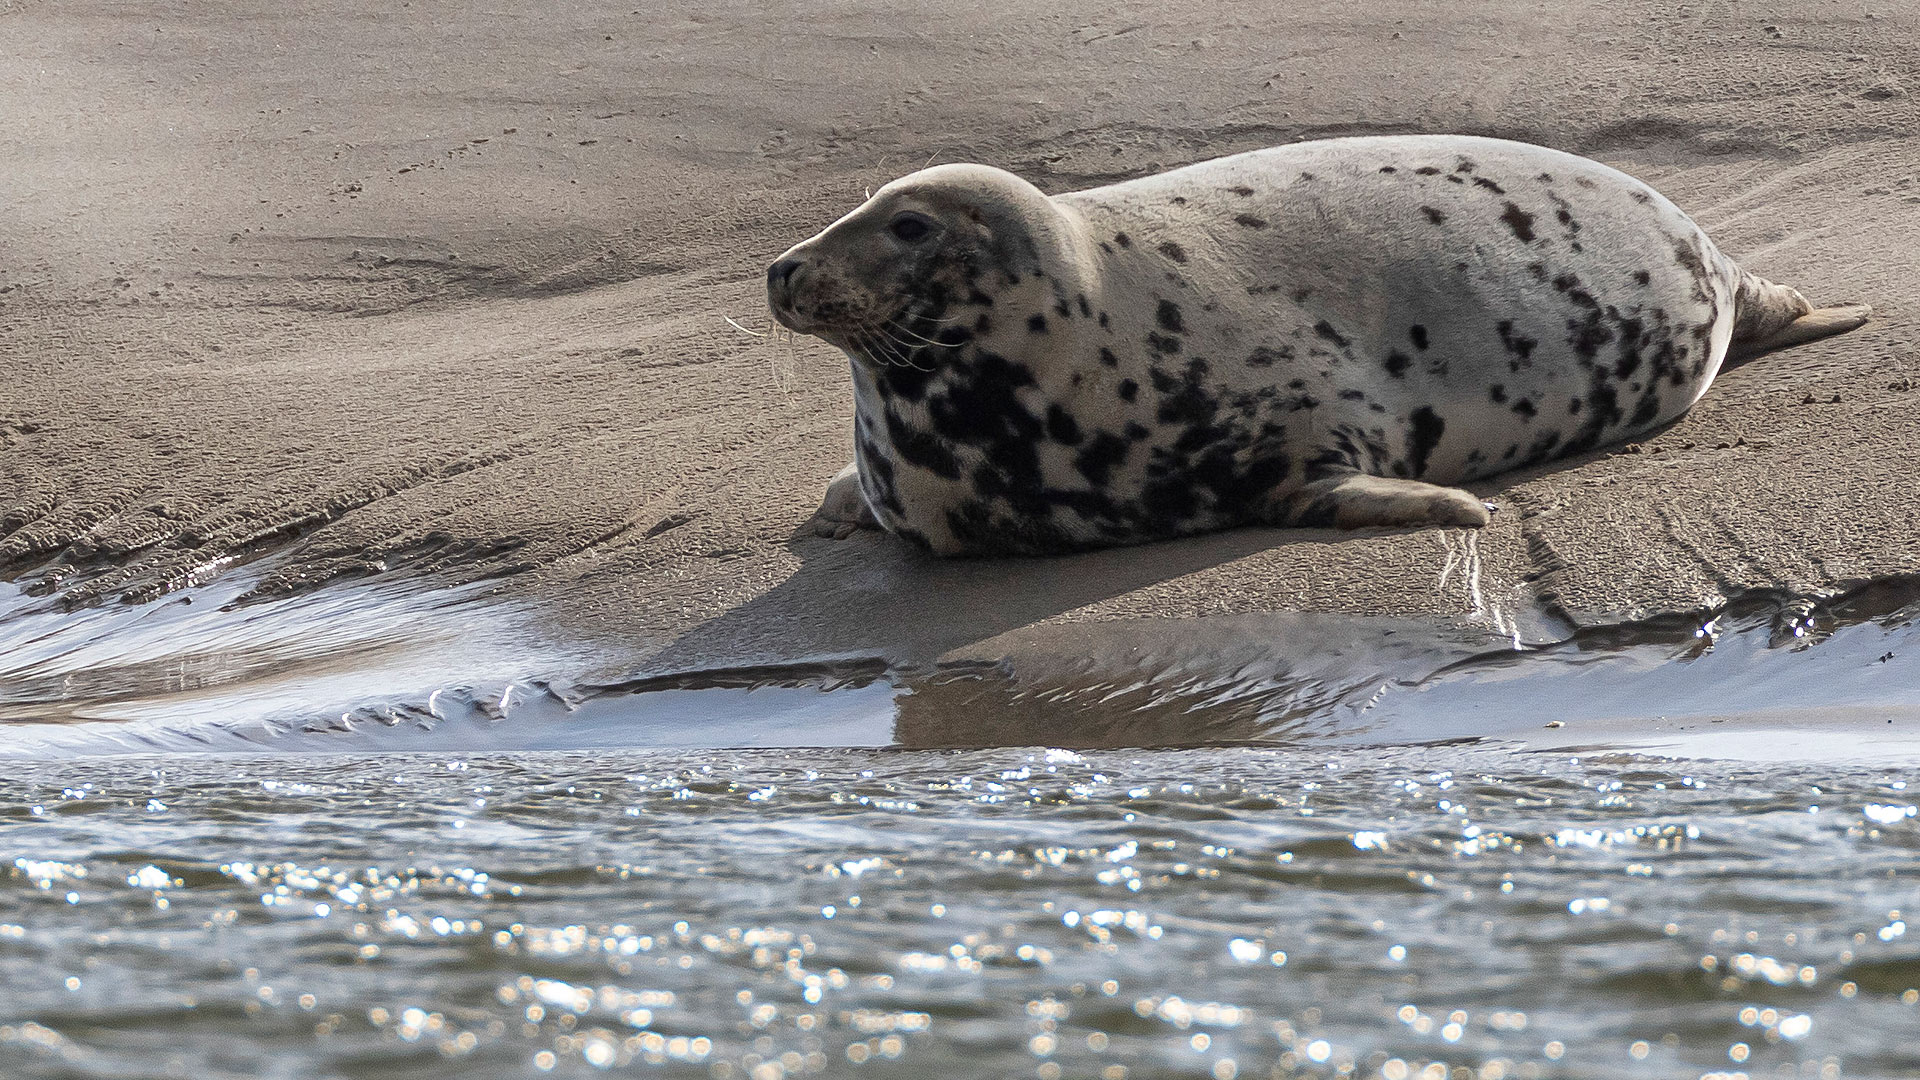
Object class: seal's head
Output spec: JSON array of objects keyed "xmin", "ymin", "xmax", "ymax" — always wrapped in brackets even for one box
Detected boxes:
[{"xmin": 766, "ymin": 164, "xmax": 1071, "ymax": 359}]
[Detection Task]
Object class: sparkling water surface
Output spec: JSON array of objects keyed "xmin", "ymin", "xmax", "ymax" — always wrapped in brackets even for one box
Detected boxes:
[{"xmin": 4, "ymin": 746, "xmax": 1917, "ymax": 1080}]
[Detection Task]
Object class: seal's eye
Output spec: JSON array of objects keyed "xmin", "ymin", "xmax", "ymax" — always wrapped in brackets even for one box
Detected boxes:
[{"xmin": 888, "ymin": 212, "xmax": 934, "ymax": 244}]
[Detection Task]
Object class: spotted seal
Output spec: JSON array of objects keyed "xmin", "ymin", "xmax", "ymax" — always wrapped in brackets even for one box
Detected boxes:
[{"xmin": 767, "ymin": 135, "xmax": 1870, "ymax": 555}]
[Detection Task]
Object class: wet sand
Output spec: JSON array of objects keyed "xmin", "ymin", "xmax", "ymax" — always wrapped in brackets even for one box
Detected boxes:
[{"xmin": 3, "ymin": 0, "xmax": 1918, "ymax": 682}]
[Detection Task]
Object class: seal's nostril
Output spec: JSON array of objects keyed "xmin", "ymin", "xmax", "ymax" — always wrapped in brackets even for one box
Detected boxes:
[{"xmin": 768, "ymin": 257, "xmax": 803, "ymax": 289}]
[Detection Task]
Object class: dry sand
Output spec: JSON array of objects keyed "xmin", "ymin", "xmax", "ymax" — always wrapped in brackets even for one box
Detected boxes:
[{"xmin": 3, "ymin": 0, "xmax": 1917, "ymax": 681}]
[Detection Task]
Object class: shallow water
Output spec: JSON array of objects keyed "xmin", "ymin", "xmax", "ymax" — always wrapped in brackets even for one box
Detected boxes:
[
  {"xmin": 3, "ymin": 571, "xmax": 1920, "ymax": 1078},
  {"xmin": 4, "ymin": 748, "xmax": 1918, "ymax": 1079}
]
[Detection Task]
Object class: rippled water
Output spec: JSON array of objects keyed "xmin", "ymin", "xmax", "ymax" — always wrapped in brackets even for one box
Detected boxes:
[
  {"xmin": 5, "ymin": 567, "xmax": 1920, "ymax": 1078},
  {"xmin": 4, "ymin": 747, "xmax": 1918, "ymax": 1079}
]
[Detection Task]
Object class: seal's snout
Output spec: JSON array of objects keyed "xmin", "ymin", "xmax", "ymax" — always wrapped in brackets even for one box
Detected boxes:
[{"xmin": 767, "ymin": 256, "xmax": 804, "ymax": 310}]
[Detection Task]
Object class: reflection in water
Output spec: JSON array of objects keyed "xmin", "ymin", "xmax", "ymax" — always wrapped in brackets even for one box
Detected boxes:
[{"xmin": 4, "ymin": 570, "xmax": 1920, "ymax": 759}]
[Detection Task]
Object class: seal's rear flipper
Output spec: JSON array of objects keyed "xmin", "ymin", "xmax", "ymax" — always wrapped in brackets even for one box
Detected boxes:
[
  {"xmin": 1728, "ymin": 303, "xmax": 1873, "ymax": 364},
  {"xmin": 1273, "ymin": 472, "xmax": 1491, "ymax": 531}
]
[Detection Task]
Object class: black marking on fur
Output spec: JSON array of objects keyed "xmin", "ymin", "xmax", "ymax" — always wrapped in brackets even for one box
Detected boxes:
[
  {"xmin": 1446, "ymin": 175, "xmax": 1466, "ymax": 185},
  {"xmin": 1633, "ymin": 270, "xmax": 1651, "ymax": 286},
  {"xmin": 1568, "ymin": 397, "xmax": 1583, "ymax": 414},
  {"xmin": 1421, "ymin": 206, "xmax": 1446, "ymax": 225},
  {"xmin": 1230, "ymin": 185, "xmax": 1255, "ymax": 196},
  {"xmin": 1170, "ymin": 196, "xmax": 1188, "ymax": 206},
  {"xmin": 1146, "ymin": 332, "xmax": 1181, "ymax": 356},
  {"xmin": 1495, "ymin": 321, "xmax": 1538, "ymax": 367},
  {"xmin": 1292, "ymin": 287, "xmax": 1313, "ymax": 303},
  {"xmin": 1552, "ymin": 272, "xmax": 1598, "ymax": 309},
  {"xmin": 1409, "ymin": 325, "xmax": 1429, "ymax": 350},
  {"xmin": 1416, "ymin": 166, "xmax": 1441, "ymax": 176},
  {"xmin": 1536, "ymin": 172, "xmax": 1553, "ymax": 182},
  {"xmin": 1472, "ymin": 176, "xmax": 1505, "ymax": 194},
  {"xmin": 1157, "ymin": 241, "xmax": 1187, "ymax": 263},
  {"xmin": 1077, "ymin": 294, "xmax": 1093, "ymax": 318},
  {"xmin": 1313, "ymin": 321, "xmax": 1350, "ymax": 349},
  {"xmin": 1407, "ymin": 407, "xmax": 1444, "ymax": 478},
  {"xmin": 1235, "ymin": 213, "xmax": 1268, "ymax": 229},
  {"xmin": 1076, "ymin": 432, "xmax": 1130, "ymax": 486},
  {"xmin": 1054, "ymin": 298, "xmax": 1071, "ymax": 319},
  {"xmin": 1099, "ymin": 347, "xmax": 1119, "ymax": 367},
  {"xmin": 1156, "ymin": 300, "xmax": 1185, "ymax": 334},
  {"xmin": 1379, "ymin": 165, "xmax": 1398, "ymax": 174},
  {"xmin": 1117, "ymin": 378, "xmax": 1139, "ymax": 401},
  {"xmin": 1501, "ymin": 203, "xmax": 1537, "ymax": 243},
  {"xmin": 1045, "ymin": 404, "xmax": 1083, "ymax": 445},
  {"xmin": 1247, "ymin": 346, "xmax": 1290, "ymax": 367},
  {"xmin": 1631, "ymin": 190, "xmax": 1651, "ymax": 204},
  {"xmin": 1512, "ymin": 398, "xmax": 1536, "ymax": 419},
  {"xmin": 1339, "ymin": 388, "xmax": 1367, "ymax": 401},
  {"xmin": 885, "ymin": 408, "xmax": 961, "ymax": 480},
  {"xmin": 1114, "ymin": 232, "xmax": 1132, "ymax": 248},
  {"xmin": 1489, "ymin": 384, "xmax": 1507, "ymax": 404},
  {"xmin": 1384, "ymin": 351, "xmax": 1412, "ymax": 378},
  {"xmin": 1027, "ymin": 313, "xmax": 1048, "ymax": 334}
]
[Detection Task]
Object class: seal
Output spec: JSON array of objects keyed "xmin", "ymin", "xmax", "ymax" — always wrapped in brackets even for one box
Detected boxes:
[{"xmin": 767, "ymin": 135, "xmax": 1870, "ymax": 555}]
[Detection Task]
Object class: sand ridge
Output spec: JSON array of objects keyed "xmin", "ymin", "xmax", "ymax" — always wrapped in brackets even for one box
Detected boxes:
[{"xmin": 1, "ymin": 0, "xmax": 1916, "ymax": 678}]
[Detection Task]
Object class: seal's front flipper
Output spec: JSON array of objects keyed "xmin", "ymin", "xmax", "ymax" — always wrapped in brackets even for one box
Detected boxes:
[
  {"xmin": 807, "ymin": 463, "xmax": 882, "ymax": 540},
  {"xmin": 1271, "ymin": 472, "xmax": 1491, "ymax": 530}
]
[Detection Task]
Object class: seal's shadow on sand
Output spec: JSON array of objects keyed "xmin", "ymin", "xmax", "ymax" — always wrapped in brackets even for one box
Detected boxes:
[{"xmin": 640, "ymin": 524, "xmax": 1308, "ymax": 675}]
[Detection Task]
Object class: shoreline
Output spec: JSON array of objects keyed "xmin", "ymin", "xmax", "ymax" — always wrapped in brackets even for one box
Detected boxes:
[{"xmin": 3, "ymin": 0, "xmax": 1917, "ymax": 694}]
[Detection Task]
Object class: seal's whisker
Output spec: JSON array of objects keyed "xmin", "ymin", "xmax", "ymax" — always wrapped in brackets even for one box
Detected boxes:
[
  {"xmin": 854, "ymin": 325, "xmax": 932, "ymax": 371},
  {"xmin": 872, "ymin": 323, "xmax": 937, "ymax": 354},
  {"xmin": 884, "ymin": 317, "xmax": 964, "ymax": 348},
  {"xmin": 724, "ymin": 315, "xmax": 769, "ymax": 338}
]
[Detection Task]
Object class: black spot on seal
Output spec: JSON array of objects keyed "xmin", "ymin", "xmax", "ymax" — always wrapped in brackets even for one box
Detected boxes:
[
  {"xmin": 1384, "ymin": 351, "xmax": 1412, "ymax": 378},
  {"xmin": 1409, "ymin": 325, "xmax": 1429, "ymax": 350},
  {"xmin": 1156, "ymin": 300, "xmax": 1185, "ymax": 334},
  {"xmin": 1157, "ymin": 241, "xmax": 1187, "ymax": 263},
  {"xmin": 1472, "ymin": 177, "xmax": 1506, "ymax": 194},
  {"xmin": 1235, "ymin": 213, "xmax": 1268, "ymax": 229},
  {"xmin": 1407, "ymin": 407, "xmax": 1445, "ymax": 478},
  {"xmin": 1075, "ymin": 432, "xmax": 1130, "ymax": 486},
  {"xmin": 1027, "ymin": 313, "xmax": 1048, "ymax": 334},
  {"xmin": 1421, "ymin": 206, "xmax": 1447, "ymax": 225},
  {"xmin": 1117, "ymin": 378, "xmax": 1139, "ymax": 401},
  {"xmin": 1313, "ymin": 321, "xmax": 1350, "ymax": 349},
  {"xmin": 1500, "ymin": 203, "xmax": 1537, "ymax": 243},
  {"xmin": 1229, "ymin": 185, "xmax": 1255, "ymax": 196},
  {"xmin": 1045, "ymin": 404, "xmax": 1083, "ymax": 445}
]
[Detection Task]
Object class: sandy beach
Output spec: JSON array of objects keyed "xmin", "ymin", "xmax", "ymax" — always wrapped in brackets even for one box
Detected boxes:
[{"xmin": 3, "ymin": 0, "xmax": 1917, "ymax": 681}]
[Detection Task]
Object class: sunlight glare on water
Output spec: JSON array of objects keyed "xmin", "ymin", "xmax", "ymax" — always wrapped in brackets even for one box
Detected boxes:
[{"xmin": 2, "ymin": 747, "xmax": 1917, "ymax": 1079}]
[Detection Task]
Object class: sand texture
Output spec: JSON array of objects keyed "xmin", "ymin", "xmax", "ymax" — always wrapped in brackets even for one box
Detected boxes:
[{"xmin": 3, "ymin": 0, "xmax": 1917, "ymax": 677}]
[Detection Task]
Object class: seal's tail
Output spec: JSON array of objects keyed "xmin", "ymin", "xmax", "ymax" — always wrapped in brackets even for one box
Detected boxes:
[{"xmin": 1727, "ymin": 270, "xmax": 1871, "ymax": 364}]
